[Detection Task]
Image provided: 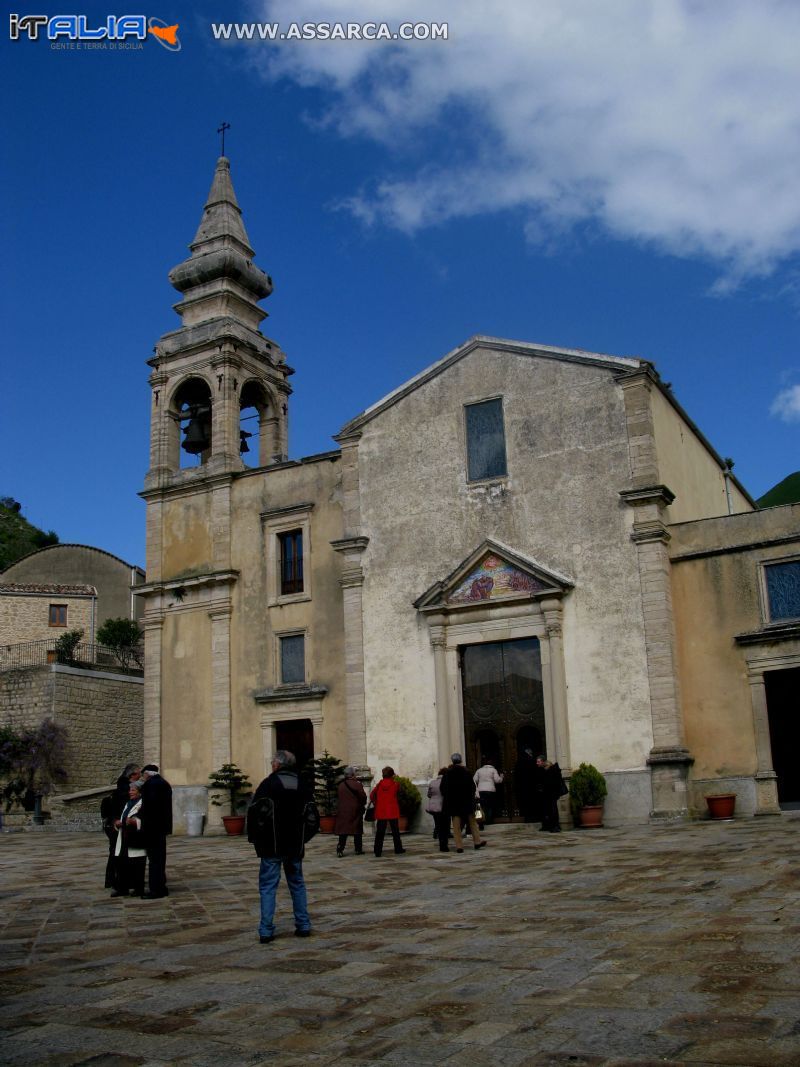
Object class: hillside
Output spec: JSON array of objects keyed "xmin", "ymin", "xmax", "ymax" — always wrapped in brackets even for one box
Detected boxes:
[
  {"xmin": 0, "ymin": 498, "xmax": 59, "ymax": 572},
  {"xmin": 757, "ymin": 472, "xmax": 800, "ymax": 509}
]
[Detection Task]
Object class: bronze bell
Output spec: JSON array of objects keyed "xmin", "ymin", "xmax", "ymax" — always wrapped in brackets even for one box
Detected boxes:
[
  {"xmin": 182, "ymin": 416, "xmax": 210, "ymax": 455},
  {"xmin": 240, "ymin": 429, "xmax": 253, "ymax": 454}
]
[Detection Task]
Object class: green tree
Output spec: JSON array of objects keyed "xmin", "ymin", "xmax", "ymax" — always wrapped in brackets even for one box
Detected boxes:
[
  {"xmin": 54, "ymin": 629, "xmax": 84, "ymax": 666},
  {"xmin": 96, "ymin": 617, "xmax": 144, "ymax": 671}
]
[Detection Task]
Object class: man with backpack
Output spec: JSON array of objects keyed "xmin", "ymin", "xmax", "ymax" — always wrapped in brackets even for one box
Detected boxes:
[{"xmin": 246, "ymin": 750, "xmax": 315, "ymax": 943}]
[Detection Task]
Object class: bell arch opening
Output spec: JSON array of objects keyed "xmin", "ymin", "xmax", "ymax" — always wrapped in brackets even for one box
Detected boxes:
[
  {"xmin": 239, "ymin": 379, "xmax": 277, "ymax": 467},
  {"xmin": 172, "ymin": 377, "xmax": 213, "ymax": 469}
]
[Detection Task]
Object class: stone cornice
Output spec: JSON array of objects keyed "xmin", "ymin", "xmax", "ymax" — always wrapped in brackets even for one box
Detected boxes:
[
  {"xmin": 330, "ymin": 536, "xmax": 370, "ymax": 554},
  {"xmin": 735, "ymin": 623, "xmax": 800, "ymax": 646},
  {"xmin": 630, "ymin": 522, "xmax": 671, "ymax": 545},
  {"xmin": 619, "ymin": 484, "xmax": 676, "ymax": 508},
  {"xmin": 254, "ymin": 683, "xmax": 329, "ymax": 705},
  {"xmin": 261, "ymin": 501, "xmax": 315, "ymax": 522},
  {"xmin": 134, "ymin": 570, "xmax": 238, "ymax": 597}
]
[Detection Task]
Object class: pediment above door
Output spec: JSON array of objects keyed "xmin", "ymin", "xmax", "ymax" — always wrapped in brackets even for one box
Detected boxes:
[{"xmin": 414, "ymin": 539, "xmax": 573, "ymax": 614}]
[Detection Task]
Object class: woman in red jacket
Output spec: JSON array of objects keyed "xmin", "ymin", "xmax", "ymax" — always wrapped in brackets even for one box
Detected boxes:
[{"xmin": 369, "ymin": 766, "xmax": 406, "ymax": 857}]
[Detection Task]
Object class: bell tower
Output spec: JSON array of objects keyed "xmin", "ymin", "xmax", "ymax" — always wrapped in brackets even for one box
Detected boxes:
[
  {"xmin": 145, "ymin": 155, "xmax": 292, "ymax": 489},
  {"xmin": 139, "ymin": 156, "xmax": 293, "ymax": 770}
]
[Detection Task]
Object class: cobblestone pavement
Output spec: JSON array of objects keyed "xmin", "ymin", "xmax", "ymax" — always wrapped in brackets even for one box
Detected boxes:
[{"xmin": 2, "ymin": 815, "xmax": 800, "ymax": 1066}]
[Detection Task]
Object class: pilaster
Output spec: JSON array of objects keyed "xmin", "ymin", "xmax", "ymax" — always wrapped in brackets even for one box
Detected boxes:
[
  {"xmin": 620, "ymin": 484, "xmax": 694, "ymax": 819},
  {"xmin": 331, "ymin": 535, "xmax": 369, "ymax": 766}
]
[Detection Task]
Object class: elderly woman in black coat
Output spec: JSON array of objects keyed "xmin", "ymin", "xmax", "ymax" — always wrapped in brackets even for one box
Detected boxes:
[{"xmin": 334, "ymin": 766, "xmax": 367, "ymax": 857}]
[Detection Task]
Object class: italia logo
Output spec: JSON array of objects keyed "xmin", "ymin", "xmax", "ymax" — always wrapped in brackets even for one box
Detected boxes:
[{"xmin": 9, "ymin": 14, "xmax": 181, "ymax": 50}]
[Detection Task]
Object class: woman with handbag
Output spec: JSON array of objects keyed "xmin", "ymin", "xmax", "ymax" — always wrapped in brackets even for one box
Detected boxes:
[
  {"xmin": 334, "ymin": 766, "xmax": 367, "ymax": 856},
  {"xmin": 111, "ymin": 781, "xmax": 147, "ymax": 897},
  {"xmin": 369, "ymin": 767, "xmax": 406, "ymax": 857},
  {"xmin": 426, "ymin": 768, "xmax": 450, "ymax": 849}
]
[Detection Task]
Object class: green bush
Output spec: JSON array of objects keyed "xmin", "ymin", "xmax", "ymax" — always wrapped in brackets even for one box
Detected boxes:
[
  {"xmin": 395, "ymin": 776, "xmax": 421, "ymax": 818},
  {"xmin": 305, "ymin": 751, "xmax": 346, "ymax": 816},
  {"xmin": 96, "ymin": 617, "xmax": 144, "ymax": 670},
  {"xmin": 568, "ymin": 762, "xmax": 607, "ymax": 817},
  {"xmin": 54, "ymin": 629, "xmax": 83, "ymax": 666},
  {"xmin": 208, "ymin": 763, "xmax": 253, "ymax": 815}
]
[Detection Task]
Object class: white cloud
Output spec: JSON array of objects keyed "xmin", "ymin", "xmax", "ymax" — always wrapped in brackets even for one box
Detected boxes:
[
  {"xmin": 771, "ymin": 385, "xmax": 800, "ymax": 422},
  {"xmin": 255, "ymin": 0, "xmax": 800, "ymax": 282}
]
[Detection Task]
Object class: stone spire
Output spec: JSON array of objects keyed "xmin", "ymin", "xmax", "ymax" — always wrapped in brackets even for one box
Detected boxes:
[{"xmin": 167, "ymin": 156, "xmax": 273, "ymax": 333}]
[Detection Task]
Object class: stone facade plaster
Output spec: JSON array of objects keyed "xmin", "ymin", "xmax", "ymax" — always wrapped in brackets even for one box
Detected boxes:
[
  {"xmin": 650, "ymin": 386, "xmax": 752, "ymax": 522},
  {"xmin": 669, "ymin": 504, "xmax": 800, "ymax": 791},
  {"xmin": 356, "ymin": 345, "xmax": 655, "ymax": 780}
]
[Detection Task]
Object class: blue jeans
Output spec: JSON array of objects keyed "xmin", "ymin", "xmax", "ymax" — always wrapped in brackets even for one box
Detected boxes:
[{"xmin": 258, "ymin": 857, "xmax": 311, "ymax": 937}]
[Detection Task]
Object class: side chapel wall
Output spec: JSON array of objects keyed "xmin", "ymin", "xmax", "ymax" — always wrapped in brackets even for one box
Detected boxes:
[{"xmin": 355, "ymin": 346, "xmax": 655, "ymax": 782}]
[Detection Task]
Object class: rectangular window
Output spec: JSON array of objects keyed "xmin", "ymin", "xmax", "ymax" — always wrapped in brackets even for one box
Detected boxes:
[
  {"xmin": 465, "ymin": 398, "xmax": 507, "ymax": 481},
  {"xmin": 279, "ymin": 530, "xmax": 304, "ymax": 595},
  {"xmin": 280, "ymin": 634, "xmax": 305, "ymax": 685},
  {"xmin": 49, "ymin": 604, "xmax": 67, "ymax": 627},
  {"xmin": 765, "ymin": 560, "xmax": 800, "ymax": 622}
]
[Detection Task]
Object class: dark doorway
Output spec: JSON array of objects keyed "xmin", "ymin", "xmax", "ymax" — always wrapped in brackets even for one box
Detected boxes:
[
  {"xmin": 765, "ymin": 667, "xmax": 800, "ymax": 805},
  {"xmin": 461, "ymin": 637, "xmax": 545, "ymax": 820},
  {"xmin": 275, "ymin": 719, "xmax": 314, "ymax": 775}
]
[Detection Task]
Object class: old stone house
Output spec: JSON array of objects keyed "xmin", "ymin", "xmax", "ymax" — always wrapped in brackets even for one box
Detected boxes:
[{"xmin": 137, "ymin": 157, "xmax": 800, "ymax": 827}]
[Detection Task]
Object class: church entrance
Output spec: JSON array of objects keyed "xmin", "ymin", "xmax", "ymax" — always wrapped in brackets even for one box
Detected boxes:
[
  {"xmin": 765, "ymin": 667, "xmax": 800, "ymax": 806},
  {"xmin": 275, "ymin": 718, "xmax": 314, "ymax": 775},
  {"xmin": 460, "ymin": 637, "xmax": 545, "ymax": 820}
]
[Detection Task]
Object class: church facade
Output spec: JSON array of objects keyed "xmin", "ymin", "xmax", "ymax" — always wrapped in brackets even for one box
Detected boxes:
[{"xmin": 137, "ymin": 158, "xmax": 800, "ymax": 827}]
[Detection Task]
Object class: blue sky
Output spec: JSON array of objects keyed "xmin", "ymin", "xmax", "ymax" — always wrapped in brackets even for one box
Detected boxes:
[{"xmin": 3, "ymin": 0, "xmax": 799, "ymax": 569}]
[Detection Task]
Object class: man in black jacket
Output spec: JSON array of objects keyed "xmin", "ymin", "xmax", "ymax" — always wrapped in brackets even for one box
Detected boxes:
[
  {"xmin": 439, "ymin": 753, "xmax": 486, "ymax": 854},
  {"xmin": 247, "ymin": 750, "xmax": 312, "ymax": 943},
  {"xmin": 139, "ymin": 764, "xmax": 173, "ymax": 899}
]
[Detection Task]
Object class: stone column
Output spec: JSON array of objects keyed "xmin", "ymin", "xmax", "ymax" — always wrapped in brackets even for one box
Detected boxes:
[
  {"xmin": 445, "ymin": 647, "xmax": 464, "ymax": 756},
  {"xmin": 142, "ymin": 615, "xmax": 164, "ymax": 765},
  {"xmin": 429, "ymin": 622, "xmax": 451, "ymax": 768},
  {"xmin": 208, "ymin": 605, "xmax": 232, "ymax": 768},
  {"xmin": 747, "ymin": 667, "xmax": 781, "ymax": 816},
  {"xmin": 541, "ymin": 597, "xmax": 571, "ymax": 770},
  {"xmin": 331, "ymin": 536, "xmax": 370, "ymax": 766},
  {"xmin": 209, "ymin": 346, "xmax": 243, "ymax": 472}
]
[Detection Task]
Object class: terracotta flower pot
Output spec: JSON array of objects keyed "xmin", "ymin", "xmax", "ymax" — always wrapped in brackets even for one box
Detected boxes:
[
  {"xmin": 397, "ymin": 816, "xmax": 409, "ymax": 833},
  {"xmin": 319, "ymin": 814, "xmax": 337, "ymax": 834},
  {"xmin": 221, "ymin": 814, "xmax": 246, "ymax": 835},
  {"xmin": 705, "ymin": 793, "xmax": 736, "ymax": 820},
  {"xmin": 577, "ymin": 805, "xmax": 604, "ymax": 828}
]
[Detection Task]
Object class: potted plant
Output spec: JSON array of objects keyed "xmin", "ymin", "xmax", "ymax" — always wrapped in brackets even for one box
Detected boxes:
[
  {"xmin": 705, "ymin": 792, "xmax": 736, "ymax": 820},
  {"xmin": 208, "ymin": 763, "xmax": 253, "ymax": 835},
  {"xmin": 305, "ymin": 750, "xmax": 345, "ymax": 833},
  {"xmin": 395, "ymin": 776, "xmax": 422, "ymax": 832},
  {"xmin": 569, "ymin": 762, "xmax": 607, "ymax": 828}
]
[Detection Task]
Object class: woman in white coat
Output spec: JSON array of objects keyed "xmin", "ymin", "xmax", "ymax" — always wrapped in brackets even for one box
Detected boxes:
[{"xmin": 111, "ymin": 782, "xmax": 147, "ymax": 897}]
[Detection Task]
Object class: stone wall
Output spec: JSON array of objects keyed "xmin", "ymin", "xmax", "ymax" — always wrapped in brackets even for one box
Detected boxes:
[
  {"xmin": 0, "ymin": 593, "xmax": 95, "ymax": 645},
  {"xmin": 0, "ymin": 664, "xmax": 143, "ymax": 828}
]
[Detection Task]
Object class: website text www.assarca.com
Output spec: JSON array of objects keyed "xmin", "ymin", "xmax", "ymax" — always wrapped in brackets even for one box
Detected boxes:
[{"xmin": 211, "ymin": 21, "xmax": 448, "ymax": 42}]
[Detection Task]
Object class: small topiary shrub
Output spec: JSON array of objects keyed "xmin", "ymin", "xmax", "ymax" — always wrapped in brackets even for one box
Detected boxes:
[{"xmin": 568, "ymin": 762, "xmax": 607, "ymax": 818}]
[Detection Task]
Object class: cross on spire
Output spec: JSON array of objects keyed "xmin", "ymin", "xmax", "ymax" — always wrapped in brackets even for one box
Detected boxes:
[{"xmin": 217, "ymin": 121, "xmax": 231, "ymax": 157}]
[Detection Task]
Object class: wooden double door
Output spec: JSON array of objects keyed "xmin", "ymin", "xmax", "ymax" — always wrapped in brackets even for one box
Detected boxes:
[{"xmin": 460, "ymin": 637, "xmax": 546, "ymax": 821}]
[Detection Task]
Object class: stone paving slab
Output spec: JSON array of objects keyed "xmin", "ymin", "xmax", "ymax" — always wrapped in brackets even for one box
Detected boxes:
[{"xmin": 1, "ymin": 815, "xmax": 800, "ymax": 1065}]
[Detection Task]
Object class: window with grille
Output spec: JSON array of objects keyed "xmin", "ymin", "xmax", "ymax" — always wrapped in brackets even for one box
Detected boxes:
[
  {"xmin": 280, "ymin": 634, "xmax": 305, "ymax": 685},
  {"xmin": 465, "ymin": 398, "xmax": 508, "ymax": 482},
  {"xmin": 279, "ymin": 529, "xmax": 304, "ymax": 595},
  {"xmin": 765, "ymin": 560, "xmax": 800, "ymax": 623}
]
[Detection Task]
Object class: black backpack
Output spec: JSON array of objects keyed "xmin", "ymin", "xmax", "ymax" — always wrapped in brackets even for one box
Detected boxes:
[
  {"xmin": 303, "ymin": 799, "xmax": 320, "ymax": 842},
  {"xmin": 100, "ymin": 793, "xmax": 115, "ymax": 829}
]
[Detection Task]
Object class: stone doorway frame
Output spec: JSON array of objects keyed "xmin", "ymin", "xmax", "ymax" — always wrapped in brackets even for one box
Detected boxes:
[
  {"xmin": 414, "ymin": 541, "xmax": 573, "ymax": 772},
  {"xmin": 736, "ymin": 635, "xmax": 800, "ymax": 815}
]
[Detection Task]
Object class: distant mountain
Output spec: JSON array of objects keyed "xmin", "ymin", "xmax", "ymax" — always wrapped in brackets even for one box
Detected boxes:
[
  {"xmin": 757, "ymin": 472, "xmax": 800, "ymax": 509},
  {"xmin": 0, "ymin": 498, "xmax": 59, "ymax": 571}
]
